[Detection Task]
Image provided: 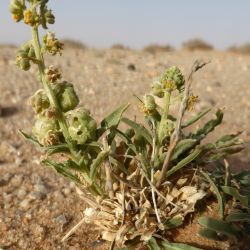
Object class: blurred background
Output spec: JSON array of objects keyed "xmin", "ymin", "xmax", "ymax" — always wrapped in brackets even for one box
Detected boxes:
[{"xmin": 1, "ymin": 0, "xmax": 250, "ymax": 50}]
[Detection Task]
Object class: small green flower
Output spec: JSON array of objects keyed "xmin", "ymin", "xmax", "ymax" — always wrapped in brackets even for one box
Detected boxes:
[
  {"xmin": 9, "ymin": 0, "xmax": 26, "ymax": 22},
  {"xmin": 140, "ymin": 94, "xmax": 157, "ymax": 115},
  {"xmin": 43, "ymin": 32, "xmax": 63, "ymax": 55},
  {"xmin": 32, "ymin": 116, "xmax": 61, "ymax": 146},
  {"xmin": 66, "ymin": 108, "xmax": 97, "ymax": 144},
  {"xmin": 144, "ymin": 95, "xmax": 156, "ymax": 112},
  {"xmin": 30, "ymin": 89, "xmax": 50, "ymax": 115},
  {"xmin": 53, "ymin": 81, "xmax": 79, "ymax": 112},
  {"xmin": 152, "ymin": 82, "xmax": 164, "ymax": 98},
  {"xmin": 159, "ymin": 66, "xmax": 185, "ymax": 92},
  {"xmin": 23, "ymin": 9, "xmax": 40, "ymax": 27}
]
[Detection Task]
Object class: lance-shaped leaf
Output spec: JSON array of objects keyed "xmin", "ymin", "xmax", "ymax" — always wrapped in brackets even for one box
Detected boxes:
[
  {"xmin": 45, "ymin": 144, "xmax": 70, "ymax": 155},
  {"xmin": 198, "ymin": 228, "xmax": 221, "ymax": 241},
  {"xmin": 221, "ymin": 186, "xmax": 249, "ymax": 207},
  {"xmin": 198, "ymin": 216, "xmax": 241, "ymax": 239},
  {"xmin": 42, "ymin": 159, "xmax": 82, "ymax": 185},
  {"xmin": 148, "ymin": 237, "xmax": 161, "ymax": 250},
  {"xmin": 121, "ymin": 117, "xmax": 152, "ymax": 145},
  {"xmin": 90, "ymin": 149, "xmax": 110, "ymax": 182},
  {"xmin": 192, "ymin": 109, "xmax": 223, "ymax": 140},
  {"xmin": 200, "ymin": 170, "xmax": 224, "ymax": 218},
  {"xmin": 161, "ymin": 241, "xmax": 202, "ymax": 250},
  {"xmin": 182, "ymin": 108, "xmax": 211, "ymax": 128},
  {"xmin": 171, "ymin": 139, "xmax": 197, "ymax": 161},
  {"xmin": 226, "ymin": 212, "xmax": 250, "ymax": 222},
  {"xmin": 19, "ymin": 130, "xmax": 42, "ymax": 147},
  {"xmin": 109, "ymin": 155, "xmax": 130, "ymax": 175},
  {"xmin": 164, "ymin": 216, "xmax": 183, "ymax": 230},
  {"xmin": 166, "ymin": 148, "xmax": 201, "ymax": 178},
  {"xmin": 97, "ymin": 104, "xmax": 129, "ymax": 137}
]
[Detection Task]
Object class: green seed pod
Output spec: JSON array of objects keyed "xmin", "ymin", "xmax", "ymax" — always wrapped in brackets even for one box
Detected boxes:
[
  {"xmin": 30, "ymin": 89, "xmax": 50, "ymax": 114},
  {"xmin": 53, "ymin": 81, "xmax": 79, "ymax": 112},
  {"xmin": 66, "ymin": 108, "xmax": 97, "ymax": 144},
  {"xmin": 152, "ymin": 82, "xmax": 164, "ymax": 98},
  {"xmin": 32, "ymin": 117, "xmax": 61, "ymax": 146},
  {"xmin": 18, "ymin": 58, "xmax": 31, "ymax": 71},
  {"xmin": 160, "ymin": 66, "xmax": 185, "ymax": 92},
  {"xmin": 45, "ymin": 10, "xmax": 55, "ymax": 24},
  {"xmin": 143, "ymin": 94, "xmax": 156, "ymax": 112}
]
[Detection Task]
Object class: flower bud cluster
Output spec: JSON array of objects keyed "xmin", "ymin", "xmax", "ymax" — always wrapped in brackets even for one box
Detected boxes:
[
  {"xmin": 9, "ymin": 0, "xmax": 55, "ymax": 28},
  {"xmin": 45, "ymin": 66, "xmax": 62, "ymax": 83},
  {"xmin": 16, "ymin": 42, "xmax": 36, "ymax": 71},
  {"xmin": 152, "ymin": 66, "xmax": 185, "ymax": 97},
  {"xmin": 140, "ymin": 95, "xmax": 157, "ymax": 116},
  {"xmin": 9, "ymin": 0, "xmax": 26, "ymax": 22},
  {"xmin": 187, "ymin": 94, "xmax": 199, "ymax": 111},
  {"xmin": 43, "ymin": 32, "xmax": 63, "ymax": 55}
]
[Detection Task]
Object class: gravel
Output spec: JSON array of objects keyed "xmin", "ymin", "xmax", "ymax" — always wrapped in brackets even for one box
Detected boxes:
[{"xmin": 0, "ymin": 46, "xmax": 249, "ymax": 249}]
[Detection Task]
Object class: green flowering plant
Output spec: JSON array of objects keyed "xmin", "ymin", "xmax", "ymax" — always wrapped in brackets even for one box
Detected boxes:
[{"xmin": 10, "ymin": 0, "xmax": 249, "ymax": 249}]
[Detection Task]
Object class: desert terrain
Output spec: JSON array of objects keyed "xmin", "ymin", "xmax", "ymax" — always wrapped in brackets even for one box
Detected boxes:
[{"xmin": 0, "ymin": 45, "xmax": 249, "ymax": 249}]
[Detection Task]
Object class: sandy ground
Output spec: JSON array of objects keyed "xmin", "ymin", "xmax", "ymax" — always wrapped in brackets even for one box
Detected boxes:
[{"xmin": 0, "ymin": 46, "xmax": 249, "ymax": 250}]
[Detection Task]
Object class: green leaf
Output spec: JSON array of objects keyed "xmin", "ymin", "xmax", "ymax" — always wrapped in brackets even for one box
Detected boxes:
[
  {"xmin": 215, "ymin": 132, "xmax": 242, "ymax": 148},
  {"xmin": 192, "ymin": 109, "xmax": 223, "ymax": 140},
  {"xmin": 171, "ymin": 139, "xmax": 197, "ymax": 161},
  {"xmin": 122, "ymin": 117, "xmax": 152, "ymax": 145},
  {"xmin": 226, "ymin": 212, "xmax": 250, "ymax": 222},
  {"xmin": 46, "ymin": 144, "xmax": 70, "ymax": 155},
  {"xmin": 42, "ymin": 159, "xmax": 82, "ymax": 184},
  {"xmin": 200, "ymin": 170, "xmax": 224, "ymax": 218},
  {"xmin": 109, "ymin": 156, "xmax": 130, "ymax": 175},
  {"xmin": 89, "ymin": 149, "xmax": 110, "ymax": 182},
  {"xmin": 148, "ymin": 237, "xmax": 161, "ymax": 250},
  {"xmin": 198, "ymin": 228, "xmax": 221, "ymax": 241},
  {"xmin": 182, "ymin": 108, "xmax": 211, "ymax": 128},
  {"xmin": 166, "ymin": 148, "xmax": 201, "ymax": 178},
  {"xmin": 221, "ymin": 186, "xmax": 249, "ymax": 207},
  {"xmin": 97, "ymin": 104, "xmax": 129, "ymax": 137},
  {"xmin": 19, "ymin": 130, "xmax": 42, "ymax": 147},
  {"xmin": 102, "ymin": 103, "xmax": 129, "ymax": 128},
  {"xmin": 164, "ymin": 216, "xmax": 183, "ymax": 230},
  {"xmin": 198, "ymin": 216, "xmax": 241, "ymax": 239},
  {"xmin": 161, "ymin": 241, "xmax": 202, "ymax": 250}
]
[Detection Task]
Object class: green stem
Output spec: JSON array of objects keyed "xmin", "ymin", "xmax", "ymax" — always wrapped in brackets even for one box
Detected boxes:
[
  {"xmin": 31, "ymin": 27, "xmax": 103, "ymax": 196},
  {"xmin": 32, "ymin": 27, "xmax": 78, "ymax": 157},
  {"xmin": 158, "ymin": 91, "xmax": 171, "ymax": 142}
]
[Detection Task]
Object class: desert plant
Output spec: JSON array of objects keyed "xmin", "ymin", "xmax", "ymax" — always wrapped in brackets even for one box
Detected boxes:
[
  {"xmin": 61, "ymin": 39, "xmax": 87, "ymax": 50},
  {"xmin": 10, "ymin": 1, "xmax": 248, "ymax": 249},
  {"xmin": 143, "ymin": 44, "xmax": 174, "ymax": 54},
  {"xmin": 182, "ymin": 39, "xmax": 213, "ymax": 51},
  {"xmin": 227, "ymin": 43, "xmax": 250, "ymax": 55}
]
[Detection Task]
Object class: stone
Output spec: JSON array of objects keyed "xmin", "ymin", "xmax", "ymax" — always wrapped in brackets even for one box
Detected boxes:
[
  {"xmin": 20, "ymin": 198, "xmax": 31, "ymax": 210},
  {"xmin": 11, "ymin": 175, "xmax": 23, "ymax": 186},
  {"xmin": 28, "ymin": 191, "xmax": 46, "ymax": 200},
  {"xmin": 16, "ymin": 188, "xmax": 27, "ymax": 199}
]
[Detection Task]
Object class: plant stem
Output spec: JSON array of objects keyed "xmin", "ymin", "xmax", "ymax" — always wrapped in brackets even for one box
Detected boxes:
[
  {"xmin": 31, "ymin": 27, "xmax": 78, "ymax": 157},
  {"xmin": 158, "ymin": 91, "xmax": 171, "ymax": 142},
  {"xmin": 31, "ymin": 27, "xmax": 103, "ymax": 196}
]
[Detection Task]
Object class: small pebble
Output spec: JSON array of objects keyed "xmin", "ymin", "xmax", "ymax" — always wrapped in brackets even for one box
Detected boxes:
[
  {"xmin": 17, "ymin": 188, "xmax": 27, "ymax": 199},
  {"xmin": 127, "ymin": 63, "xmax": 136, "ymax": 71},
  {"xmin": 20, "ymin": 198, "xmax": 31, "ymax": 210}
]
